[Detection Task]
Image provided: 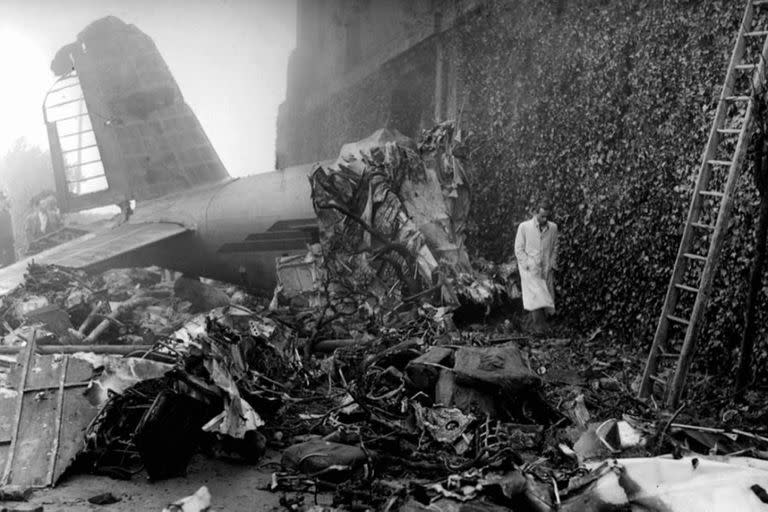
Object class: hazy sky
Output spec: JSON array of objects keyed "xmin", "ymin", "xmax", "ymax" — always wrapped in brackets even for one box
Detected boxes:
[{"xmin": 0, "ymin": 0, "xmax": 296, "ymax": 177}]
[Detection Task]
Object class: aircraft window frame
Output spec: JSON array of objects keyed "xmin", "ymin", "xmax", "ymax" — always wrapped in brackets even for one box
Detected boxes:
[{"xmin": 44, "ymin": 72, "xmax": 109, "ymax": 197}]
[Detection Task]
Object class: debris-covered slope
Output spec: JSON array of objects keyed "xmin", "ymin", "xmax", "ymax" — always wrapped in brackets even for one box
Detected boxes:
[{"xmin": 2, "ymin": 262, "xmax": 768, "ymax": 511}]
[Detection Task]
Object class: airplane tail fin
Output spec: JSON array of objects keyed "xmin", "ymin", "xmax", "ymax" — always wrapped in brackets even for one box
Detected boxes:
[{"xmin": 43, "ymin": 16, "xmax": 229, "ymax": 213}]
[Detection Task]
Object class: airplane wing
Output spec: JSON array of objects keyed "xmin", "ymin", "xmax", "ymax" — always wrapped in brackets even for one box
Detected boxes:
[{"xmin": 0, "ymin": 222, "xmax": 190, "ymax": 296}]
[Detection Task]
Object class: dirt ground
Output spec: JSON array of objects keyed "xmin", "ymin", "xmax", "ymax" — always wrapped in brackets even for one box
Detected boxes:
[{"xmin": 1, "ymin": 452, "xmax": 317, "ymax": 512}]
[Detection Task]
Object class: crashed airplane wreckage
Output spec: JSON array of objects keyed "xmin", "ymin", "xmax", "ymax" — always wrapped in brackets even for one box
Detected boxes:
[
  {"xmin": 276, "ymin": 122, "xmax": 518, "ymax": 332},
  {"xmin": 0, "ymin": 121, "xmax": 528, "ymax": 507},
  {"xmin": 3, "ymin": 11, "xmax": 768, "ymax": 512},
  {"xmin": 3, "ymin": 144, "xmax": 768, "ymax": 512},
  {"xmin": 4, "ymin": 264, "xmax": 768, "ymax": 511},
  {"xmin": 0, "ymin": 17, "xmax": 514, "ymax": 317}
]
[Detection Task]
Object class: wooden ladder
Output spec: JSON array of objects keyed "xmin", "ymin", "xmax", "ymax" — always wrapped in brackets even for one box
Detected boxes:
[{"xmin": 639, "ymin": 0, "xmax": 768, "ymax": 408}]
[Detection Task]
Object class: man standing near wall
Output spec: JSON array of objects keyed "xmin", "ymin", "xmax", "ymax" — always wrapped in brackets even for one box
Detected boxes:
[{"xmin": 514, "ymin": 200, "xmax": 559, "ymax": 331}]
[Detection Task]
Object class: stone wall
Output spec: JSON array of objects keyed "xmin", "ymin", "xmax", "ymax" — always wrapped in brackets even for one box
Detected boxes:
[
  {"xmin": 276, "ymin": 0, "xmax": 483, "ymax": 167},
  {"xmin": 277, "ymin": 39, "xmax": 437, "ymax": 167}
]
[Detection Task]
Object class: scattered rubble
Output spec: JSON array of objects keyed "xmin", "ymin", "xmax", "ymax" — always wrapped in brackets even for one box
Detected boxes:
[
  {"xmin": 282, "ymin": 439, "xmax": 370, "ymax": 483},
  {"xmin": 273, "ymin": 122, "xmax": 521, "ymax": 351},
  {"xmin": 2, "ymin": 126, "xmax": 768, "ymax": 512},
  {"xmin": 162, "ymin": 486, "xmax": 211, "ymax": 512},
  {"xmin": 2, "ymin": 259, "xmax": 768, "ymax": 511}
]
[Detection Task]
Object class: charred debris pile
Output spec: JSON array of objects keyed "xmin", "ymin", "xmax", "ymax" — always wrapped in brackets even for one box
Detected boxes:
[
  {"xmin": 1, "ymin": 125, "xmax": 768, "ymax": 511},
  {"xmin": 276, "ymin": 122, "xmax": 518, "ymax": 342}
]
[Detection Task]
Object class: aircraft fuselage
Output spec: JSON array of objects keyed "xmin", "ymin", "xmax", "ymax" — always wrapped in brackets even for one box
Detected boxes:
[{"xmin": 114, "ymin": 162, "xmax": 321, "ymax": 291}]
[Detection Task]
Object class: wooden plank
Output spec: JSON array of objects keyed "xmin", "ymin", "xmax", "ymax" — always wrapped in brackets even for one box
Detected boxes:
[
  {"xmin": 1, "ymin": 336, "xmax": 102, "ymax": 488},
  {"xmin": 0, "ymin": 389, "xmax": 18, "ymax": 474},
  {"xmin": 684, "ymin": 252, "xmax": 708, "ymax": 262},
  {"xmin": 47, "ymin": 357, "xmax": 68, "ymax": 484},
  {"xmin": 25, "ymin": 353, "xmax": 65, "ymax": 390},
  {"xmin": 11, "ymin": 365, "xmax": 60, "ymax": 487},
  {"xmin": 52, "ymin": 357, "xmax": 99, "ymax": 483},
  {"xmin": 667, "ymin": 314, "xmax": 691, "ymax": 325},
  {"xmin": 0, "ymin": 392, "xmax": 15, "ymax": 442},
  {"xmin": 1, "ymin": 333, "xmax": 35, "ymax": 486}
]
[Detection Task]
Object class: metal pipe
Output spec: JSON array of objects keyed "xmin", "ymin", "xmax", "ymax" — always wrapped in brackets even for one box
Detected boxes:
[{"xmin": 0, "ymin": 344, "xmax": 153, "ymax": 355}]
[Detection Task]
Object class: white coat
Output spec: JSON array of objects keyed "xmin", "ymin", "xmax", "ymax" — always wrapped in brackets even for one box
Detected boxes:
[{"xmin": 514, "ymin": 217, "xmax": 559, "ymax": 312}]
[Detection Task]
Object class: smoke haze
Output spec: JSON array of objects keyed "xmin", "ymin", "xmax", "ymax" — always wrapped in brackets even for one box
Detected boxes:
[{"xmin": 0, "ymin": 0, "xmax": 296, "ymax": 177}]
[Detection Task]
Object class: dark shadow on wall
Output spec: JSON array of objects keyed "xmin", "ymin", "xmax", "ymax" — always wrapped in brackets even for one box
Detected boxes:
[{"xmin": 388, "ymin": 69, "xmax": 432, "ymax": 138}]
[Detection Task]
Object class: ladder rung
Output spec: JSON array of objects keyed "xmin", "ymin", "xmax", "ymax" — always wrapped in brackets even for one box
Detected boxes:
[
  {"xmin": 649, "ymin": 374, "xmax": 667, "ymax": 385},
  {"xmin": 691, "ymin": 222, "xmax": 715, "ymax": 230},
  {"xmin": 735, "ymin": 63, "xmax": 758, "ymax": 70},
  {"xmin": 659, "ymin": 351, "xmax": 681, "ymax": 359},
  {"xmin": 745, "ymin": 30, "xmax": 768, "ymax": 37},
  {"xmin": 725, "ymin": 95, "xmax": 751, "ymax": 101},
  {"xmin": 667, "ymin": 314, "xmax": 691, "ymax": 325},
  {"xmin": 684, "ymin": 252, "xmax": 708, "ymax": 262},
  {"xmin": 675, "ymin": 283, "xmax": 700, "ymax": 293},
  {"xmin": 699, "ymin": 190, "xmax": 725, "ymax": 198},
  {"xmin": 707, "ymin": 160, "xmax": 733, "ymax": 166},
  {"xmin": 716, "ymin": 128, "xmax": 741, "ymax": 134},
  {"xmin": 753, "ymin": 0, "xmax": 768, "ymax": 6}
]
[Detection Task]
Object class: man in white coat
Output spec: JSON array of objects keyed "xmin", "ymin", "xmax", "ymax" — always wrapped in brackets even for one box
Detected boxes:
[{"xmin": 514, "ymin": 201, "xmax": 559, "ymax": 331}]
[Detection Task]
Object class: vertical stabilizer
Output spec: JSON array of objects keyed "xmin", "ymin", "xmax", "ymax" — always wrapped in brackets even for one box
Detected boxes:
[{"xmin": 44, "ymin": 16, "xmax": 229, "ymax": 213}]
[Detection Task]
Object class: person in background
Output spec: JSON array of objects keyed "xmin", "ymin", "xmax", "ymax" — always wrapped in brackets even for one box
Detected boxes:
[
  {"xmin": 24, "ymin": 192, "xmax": 62, "ymax": 254},
  {"xmin": 514, "ymin": 199, "xmax": 559, "ymax": 332},
  {"xmin": 0, "ymin": 192, "xmax": 15, "ymax": 267},
  {"xmin": 39, "ymin": 194, "xmax": 62, "ymax": 233},
  {"xmin": 24, "ymin": 196, "xmax": 45, "ymax": 243}
]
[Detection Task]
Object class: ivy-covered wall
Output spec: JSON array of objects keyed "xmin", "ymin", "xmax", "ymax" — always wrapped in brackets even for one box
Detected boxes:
[
  {"xmin": 460, "ymin": 0, "xmax": 767, "ymax": 375},
  {"xmin": 278, "ymin": 0, "xmax": 768, "ymax": 378}
]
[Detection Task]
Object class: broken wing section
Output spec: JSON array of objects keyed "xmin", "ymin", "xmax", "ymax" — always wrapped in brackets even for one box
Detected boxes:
[
  {"xmin": 0, "ymin": 222, "xmax": 190, "ymax": 296},
  {"xmin": 47, "ymin": 16, "xmax": 229, "ymax": 213}
]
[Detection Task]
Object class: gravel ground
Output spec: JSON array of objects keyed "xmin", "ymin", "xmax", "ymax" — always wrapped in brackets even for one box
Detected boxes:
[{"xmin": 3, "ymin": 452, "xmax": 293, "ymax": 512}]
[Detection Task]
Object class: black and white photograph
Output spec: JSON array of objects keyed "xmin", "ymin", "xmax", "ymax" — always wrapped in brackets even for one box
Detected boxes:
[{"xmin": 1, "ymin": 1, "xmax": 768, "ymax": 510}]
